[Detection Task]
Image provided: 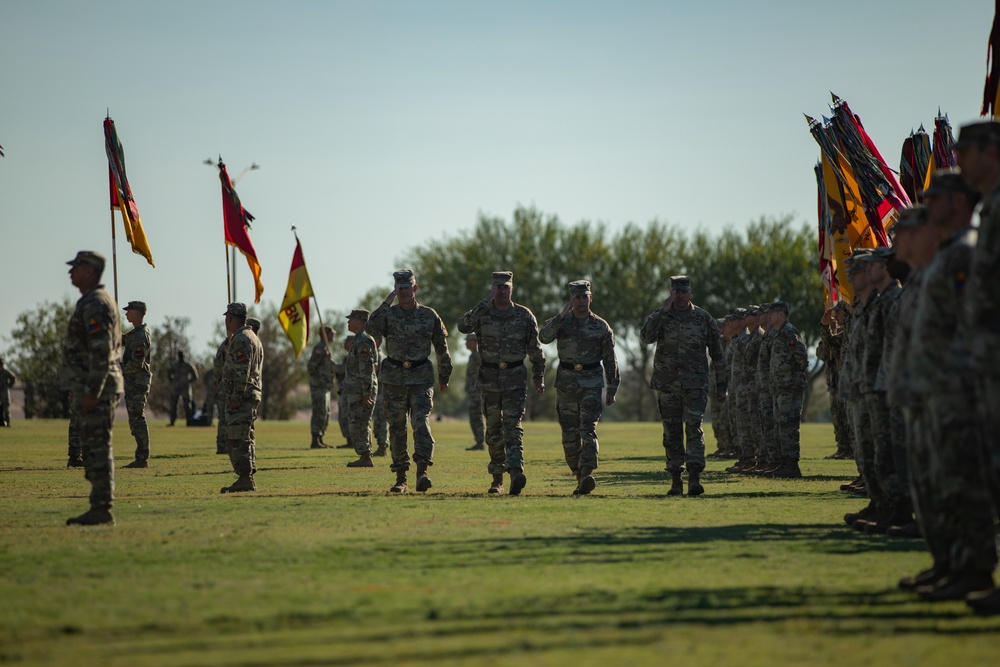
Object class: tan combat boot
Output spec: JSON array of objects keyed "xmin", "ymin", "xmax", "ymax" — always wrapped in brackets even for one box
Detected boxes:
[
  {"xmin": 415, "ymin": 464, "xmax": 433, "ymax": 492},
  {"xmin": 390, "ymin": 471, "xmax": 408, "ymax": 493},
  {"xmin": 221, "ymin": 475, "xmax": 256, "ymax": 494},
  {"xmin": 576, "ymin": 466, "xmax": 596, "ymax": 495},
  {"xmin": 488, "ymin": 473, "xmax": 504, "ymax": 495},
  {"xmin": 347, "ymin": 454, "xmax": 374, "ymax": 468}
]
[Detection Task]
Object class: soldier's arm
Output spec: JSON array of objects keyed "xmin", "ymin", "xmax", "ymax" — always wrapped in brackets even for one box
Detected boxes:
[
  {"xmin": 432, "ymin": 313, "xmax": 453, "ymax": 388},
  {"xmin": 364, "ymin": 302, "xmax": 390, "ymax": 338},
  {"xmin": 537, "ymin": 314, "xmax": 563, "ymax": 344},
  {"xmin": 82, "ymin": 301, "xmax": 115, "ymax": 399},
  {"xmin": 639, "ymin": 309, "xmax": 664, "ymax": 344},
  {"xmin": 359, "ymin": 339, "xmax": 378, "ymax": 399},
  {"xmin": 525, "ymin": 312, "xmax": 546, "ymax": 391},
  {"xmin": 706, "ymin": 316, "xmax": 728, "ymax": 393},
  {"xmin": 225, "ymin": 338, "xmax": 252, "ymax": 403},
  {"xmin": 602, "ymin": 326, "xmax": 621, "ymax": 401},
  {"xmin": 457, "ymin": 298, "xmax": 490, "ymax": 334}
]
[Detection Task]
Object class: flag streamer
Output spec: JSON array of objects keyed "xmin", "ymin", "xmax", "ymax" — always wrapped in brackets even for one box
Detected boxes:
[
  {"xmin": 218, "ymin": 159, "xmax": 263, "ymax": 303},
  {"xmin": 104, "ymin": 117, "xmax": 154, "ymax": 267},
  {"xmin": 278, "ymin": 237, "xmax": 315, "ymax": 357}
]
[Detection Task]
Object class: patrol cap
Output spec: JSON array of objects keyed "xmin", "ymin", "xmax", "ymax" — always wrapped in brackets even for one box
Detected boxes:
[
  {"xmin": 567, "ymin": 280, "xmax": 591, "ymax": 296},
  {"xmin": 728, "ymin": 307, "xmax": 748, "ymax": 319},
  {"xmin": 769, "ymin": 300, "xmax": 789, "ymax": 314},
  {"xmin": 123, "ymin": 300, "xmax": 147, "ymax": 313},
  {"xmin": 868, "ymin": 246, "xmax": 895, "ymax": 262},
  {"xmin": 347, "ymin": 308, "xmax": 370, "ymax": 322},
  {"xmin": 954, "ymin": 120, "xmax": 1000, "ymax": 148},
  {"xmin": 716, "ymin": 317, "xmax": 726, "ymax": 327},
  {"xmin": 670, "ymin": 275, "xmax": 692, "ymax": 291},
  {"xmin": 923, "ymin": 169, "xmax": 980, "ymax": 201},
  {"xmin": 466, "ymin": 333, "xmax": 477, "ymax": 341},
  {"xmin": 393, "ymin": 269, "xmax": 416, "ymax": 288},
  {"xmin": 224, "ymin": 302, "xmax": 248, "ymax": 317},
  {"xmin": 247, "ymin": 317, "xmax": 261, "ymax": 333},
  {"xmin": 66, "ymin": 251, "xmax": 105, "ymax": 272},
  {"xmin": 492, "ymin": 271, "xmax": 514, "ymax": 287},
  {"xmin": 747, "ymin": 304, "xmax": 763, "ymax": 315},
  {"xmin": 890, "ymin": 205, "xmax": 929, "ymax": 233}
]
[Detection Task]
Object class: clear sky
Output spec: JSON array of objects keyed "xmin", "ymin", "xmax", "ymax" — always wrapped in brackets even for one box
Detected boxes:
[{"xmin": 0, "ymin": 0, "xmax": 991, "ymax": 356}]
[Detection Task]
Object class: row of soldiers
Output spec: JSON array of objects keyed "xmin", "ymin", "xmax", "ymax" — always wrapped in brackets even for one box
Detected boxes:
[
  {"xmin": 813, "ymin": 119, "xmax": 1000, "ymax": 617},
  {"xmin": 708, "ymin": 301, "xmax": 809, "ymax": 478}
]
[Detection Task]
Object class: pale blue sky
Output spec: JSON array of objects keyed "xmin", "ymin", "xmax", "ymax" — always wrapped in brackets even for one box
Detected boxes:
[{"xmin": 0, "ymin": 0, "xmax": 991, "ymax": 355}]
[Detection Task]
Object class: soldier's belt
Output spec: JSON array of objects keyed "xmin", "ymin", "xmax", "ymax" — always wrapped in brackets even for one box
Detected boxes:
[
  {"xmin": 559, "ymin": 361, "xmax": 601, "ymax": 372},
  {"xmin": 384, "ymin": 358, "xmax": 430, "ymax": 369},
  {"xmin": 481, "ymin": 359, "xmax": 524, "ymax": 370}
]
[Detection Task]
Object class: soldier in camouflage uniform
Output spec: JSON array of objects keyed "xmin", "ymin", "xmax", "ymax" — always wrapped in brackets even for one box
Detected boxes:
[
  {"xmin": 167, "ymin": 351, "xmax": 198, "ymax": 426},
  {"xmin": 458, "ymin": 271, "xmax": 545, "ymax": 496},
  {"xmin": 464, "ymin": 334, "xmax": 486, "ymax": 451},
  {"xmin": 335, "ymin": 337, "xmax": 353, "ymax": 448},
  {"xmin": 307, "ymin": 326, "xmax": 336, "ymax": 449},
  {"xmin": 219, "ymin": 302, "xmax": 264, "ymax": 493},
  {"xmin": 719, "ymin": 309, "xmax": 747, "ymax": 463},
  {"xmin": 0, "ymin": 358, "xmax": 15, "ymax": 427},
  {"xmin": 61, "ymin": 251, "xmax": 123, "ymax": 526},
  {"xmin": 755, "ymin": 305, "xmax": 784, "ymax": 474},
  {"xmin": 343, "ymin": 310, "xmax": 379, "ymax": 468},
  {"xmin": 539, "ymin": 280, "xmax": 620, "ymax": 495},
  {"xmin": 955, "ymin": 121, "xmax": 1000, "ymax": 615},
  {"xmin": 211, "ymin": 338, "xmax": 228, "ymax": 454},
  {"xmin": 366, "ymin": 269, "xmax": 453, "ymax": 494},
  {"xmin": 765, "ymin": 301, "xmax": 808, "ymax": 478},
  {"xmin": 724, "ymin": 309, "xmax": 753, "ymax": 472},
  {"xmin": 709, "ymin": 314, "xmax": 739, "ymax": 458},
  {"xmin": 817, "ymin": 305, "xmax": 852, "ymax": 459},
  {"xmin": 371, "ymin": 336, "xmax": 388, "ymax": 457},
  {"xmin": 640, "ymin": 275, "xmax": 727, "ymax": 496},
  {"xmin": 120, "ymin": 301, "xmax": 152, "ymax": 468},
  {"xmin": 741, "ymin": 308, "xmax": 766, "ymax": 472}
]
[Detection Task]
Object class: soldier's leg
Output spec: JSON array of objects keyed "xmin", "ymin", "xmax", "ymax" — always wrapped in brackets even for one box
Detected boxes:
[
  {"xmin": 125, "ymin": 392, "xmax": 150, "ymax": 461},
  {"xmin": 67, "ymin": 401, "xmax": 82, "ymax": 463},
  {"xmin": 168, "ymin": 391, "xmax": 179, "ymax": 425},
  {"xmin": 656, "ymin": 390, "xmax": 685, "ymax": 473},
  {"xmin": 682, "ymin": 388, "xmax": 708, "ymax": 473},
  {"xmin": 338, "ymin": 392, "xmax": 351, "ymax": 443},
  {"xmin": 373, "ymin": 385, "xmax": 389, "ymax": 447},
  {"xmin": 310, "ymin": 388, "xmax": 329, "ymax": 438},
  {"xmin": 409, "ymin": 385, "xmax": 436, "ymax": 468},
  {"xmin": 383, "ymin": 384, "xmax": 411, "ymax": 473},
  {"xmin": 467, "ymin": 389, "xmax": 485, "ymax": 447},
  {"xmin": 482, "ymin": 390, "xmax": 506, "ymax": 475},
  {"xmin": 735, "ymin": 389, "xmax": 754, "ymax": 461},
  {"xmin": 889, "ymin": 405, "xmax": 911, "ymax": 508},
  {"xmin": 556, "ymin": 387, "xmax": 583, "ymax": 474},
  {"xmin": 851, "ymin": 398, "xmax": 882, "ymax": 504},
  {"xmin": 78, "ymin": 393, "xmax": 119, "ymax": 511},
  {"xmin": 225, "ymin": 398, "xmax": 258, "ymax": 478},
  {"xmin": 215, "ymin": 402, "xmax": 227, "ymax": 454},
  {"xmin": 348, "ymin": 393, "xmax": 375, "ymax": 456},
  {"xmin": 975, "ymin": 375, "xmax": 1000, "ymax": 508},
  {"xmin": 867, "ymin": 393, "xmax": 903, "ymax": 508},
  {"xmin": 0, "ymin": 395, "xmax": 10, "ymax": 425},
  {"xmin": 831, "ymin": 394, "xmax": 854, "ymax": 457},
  {"xmin": 183, "ymin": 387, "xmax": 194, "ymax": 422},
  {"xmin": 501, "ymin": 387, "xmax": 528, "ymax": 473},
  {"xmin": 775, "ymin": 388, "xmax": 804, "ymax": 462},
  {"xmin": 760, "ymin": 389, "xmax": 781, "ymax": 463},
  {"xmin": 578, "ymin": 387, "xmax": 603, "ymax": 473},
  {"xmin": 905, "ymin": 406, "xmax": 949, "ymax": 568}
]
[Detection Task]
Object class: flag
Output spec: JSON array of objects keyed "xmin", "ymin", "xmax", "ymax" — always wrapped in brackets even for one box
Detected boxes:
[
  {"xmin": 815, "ymin": 163, "xmax": 839, "ymax": 306},
  {"xmin": 278, "ymin": 238, "xmax": 314, "ymax": 357},
  {"xmin": 104, "ymin": 117, "xmax": 154, "ymax": 267},
  {"xmin": 983, "ymin": 0, "xmax": 1000, "ymax": 117},
  {"xmin": 218, "ymin": 159, "xmax": 264, "ymax": 303}
]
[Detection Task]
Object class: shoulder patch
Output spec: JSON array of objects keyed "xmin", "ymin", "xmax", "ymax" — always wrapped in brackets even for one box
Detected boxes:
[
  {"xmin": 955, "ymin": 270, "xmax": 967, "ymax": 293},
  {"xmin": 235, "ymin": 350, "xmax": 248, "ymax": 364},
  {"xmin": 87, "ymin": 318, "xmax": 102, "ymax": 334},
  {"xmin": 136, "ymin": 345, "xmax": 144, "ymax": 358}
]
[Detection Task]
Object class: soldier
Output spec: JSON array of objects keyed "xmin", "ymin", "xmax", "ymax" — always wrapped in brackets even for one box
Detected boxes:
[
  {"xmin": 709, "ymin": 314, "xmax": 739, "ymax": 458},
  {"xmin": 0, "ymin": 358, "xmax": 15, "ymax": 427},
  {"xmin": 458, "ymin": 271, "xmax": 545, "ymax": 495},
  {"xmin": 211, "ymin": 338, "xmax": 228, "ymax": 454},
  {"xmin": 539, "ymin": 280, "xmax": 620, "ymax": 495},
  {"xmin": 753, "ymin": 304, "xmax": 781, "ymax": 474},
  {"xmin": 167, "ymin": 350, "xmax": 198, "ymax": 426},
  {"xmin": 371, "ymin": 335, "xmax": 389, "ymax": 457},
  {"xmin": 307, "ymin": 326, "xmax": 336, "ymax": 449},
  {"xmin": 61, "ymin": 251, "xmax": 123, "ymax": 526},
  {"xmin": 219, "ymin": 302, "xmax": 264, "ymax": 493},
  {"xmin": 719, "ymin": 309, "xmax": 747, "ymax": 462},
  {"xmin": 639, "ymin": 275, "xmax": 727, "ymax": 496},
  {"xmin": 335, "ymin": 336, "xmax": 353, "ymax": 448},
  {"xmin": 818, "ymin": 304, "xmax": 852, "ymax": 459},
  {"xmin": 740, "ymin": 306, "xmax": 766, "ymax": 473},
  {"xmin": 765, "ymin": 301, "xmax": 808, "ymax": 478},
  {"xmin": 724, "ymin": 309, "xmax": 753, "ymax": 473},
  {"xmin": 120, "ymin": 301, "xmax": 152, "ymax": 468},
  {"xmin": 464, "ymin": 334, "xmax": 486, "ymax": 451},
  {"xmin": 343, "ymin": 310, "xmax": 379, "ymax": 468},
  {"xmin": 366, "ymin": 269, "xmax": 453, "ymax": 493}
]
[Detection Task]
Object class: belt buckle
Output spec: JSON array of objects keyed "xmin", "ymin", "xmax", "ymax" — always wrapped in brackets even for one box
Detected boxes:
[
  {"xmin": 573, "ymin": 363, "xmax": 583, "ymax": 371},
  {"xmin": 498, "ymin": 361, "xmax": 508, "ymax": 369},
  {"xmin": 402, "ymin": 360, "xmax": 412, "ymax": 369}
]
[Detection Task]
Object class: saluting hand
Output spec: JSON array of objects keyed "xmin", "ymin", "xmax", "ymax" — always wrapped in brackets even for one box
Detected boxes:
[
  {"xmin": 560, "ymin": 300, "xmax": 572, "ymax": 317},
  {"xmin": 661, "ymin": 295, "xmax": 674, "ymax": 313},
  {"xmin": 385, "ymin": 289, "xmax": 398, "ymax": 306}
]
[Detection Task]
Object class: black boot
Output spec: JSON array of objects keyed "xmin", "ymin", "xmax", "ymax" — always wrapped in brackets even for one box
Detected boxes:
[
  {"xmin": 416, "ymin": 464, "xmax": 433, "ymax": 492},
  {"xmin": 509, "ymin": 468, "xmax": 527, "ymax": 496},
  {"xmin": 667, "ymin": 470, "xmax": 683, "ymax": 496},
  {"xmin": 576, "ymin": 467, "xmax": 596, "ymax": 495},
  {"xmin": 687, "ymin": 470, "xmax": 704, "ymax": 496}
]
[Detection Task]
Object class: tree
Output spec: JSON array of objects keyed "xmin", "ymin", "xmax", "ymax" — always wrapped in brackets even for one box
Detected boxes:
[
  {"xmin": 147, "ymin": 316, "xmax": 200, "ymax": 417},
  {"xmin": 3, "ymin": 299, "xmax": 75, "ymax": 418}
]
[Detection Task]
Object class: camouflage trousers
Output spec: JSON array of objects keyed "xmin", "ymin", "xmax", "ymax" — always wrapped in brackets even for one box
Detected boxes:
[
  {"xmin": 708, "ymin": 390, "xmax": 726, "ymax": 452},
  {"xmin": 889, "ymin": 405, "xmax": 910, "ymax": 503},
  {"xmin": 467, "ymin": 388, "xmax": 485, "ymax": 447},
  {"xmin": 383, "ymin": 383, "xmax": 435, "ymax": 473},
  {"xmin": 225, "ymin": 393, "xmax": 260, "ymax": 477},
  {"xmin": 655, "ymin": 387, "xmax": 708, "ymax": 474},
  {"xmin": 73, "ymin": 392, "xmax": 121, "ymax": 510},
  {"xmin": 310, "ymin": 387, "xmax": 330, "ymax": 437},
  {"xmin": 556, "ymin": 386, "xmax": 603, "ymax": 475},
  {"xmin": 169, "ymin": 387, "xmax": 193, "ymax": 425},
  {"xmin": 734, "ymin": 387, "xmax": 754, "ymax": 459},
  {"xmin": 975, "ymin": 375, "xmax": 1000, "ymax": 509},
  {"xmin": 772, "ymin": 385, "xmax": 803, "ymax": 461},
  {"xmin": 758, "ymin": 387, "xmax": 780, "ymax": 461},
  {"xmin": 0, "ymin": 392, "xmax": 10, "ymax": 425},
  {"xmin": 482, "ymin": 387, "xmax": 528, "ymax": 475},
  {"xmin": 866, "ymin": 392, "xmax": 905, "ymax": 504},
  {"xmin": 372, "ymin": 382, "xmax": 388, "ymax": 446},
  {"xmin": 124, "ymin": 385, "xmax": 150, "ymax": 461},
  {"xmin": 919, "ymin": 394, "xmax": 998, "ymax": 575},
  {"xmin": 215, "ymin": 392, "xmax": 227, "ymax": 453},
  {"xmin": 338, "ymin": 392, "xmax": 350, "ymax": 442},
  {"xmin": 711, "ymin": 389, "xmax": 733, "ymax": 452},
  {"xmin": 830, "ymin": 393, "xmax": 854, "ymax": 456},
  {"xmin": 345, "ymin": 392, "xmax": 375, "ymax": 456},
  {"xmin": 849, "ymin": 398, "xmax": 883, "ymax": 505},
  {"xmin": 903, "ymin": 405, "xmax": 946, "ymax": 564},
  {"xmin": 67, "ymin": 401, "xmax": 81, "ymax": 459}
]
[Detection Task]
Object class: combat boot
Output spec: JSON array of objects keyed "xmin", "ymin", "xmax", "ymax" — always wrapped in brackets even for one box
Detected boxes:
[
  {"xmin": 66, "ymin": 507, "xmax": 114, "ymax": 526},
  {"xmin": 886, "ymin": 520, "xmax": 922, "ymax": 539},
  {"xmin": 844, "ymin": 501, "xmax": 876, "ymax": 526},
  {"xmin": 336, "ymin": 440, "xmax": 354, "ymax": 449},
  {"xmin": 67, "ymin": 455, "xmax": 85, "ymax": 468},
  {"xmin": 390, "ymin": 471, "xmax": 408, "ymax": 493},
  {"xmin": 919, "ymin": 571, "xmax": 995, "ymax": 602},
  {"xmin": 310, "ymin": 435, "xmax": 329, "ymax": 449},
  {"xmin": 509, "ymin": 468, "xmax": 527, "ymax": 496},
  {"xmin": 221, "ymin": 475, "xmax": 256, "ymax": 493},
  {"xmin": 347, "ymin": 453, "xmax": 374, "ymax": 468},
  {"xmin": 415, "ymin": 464, "xmax": 433, "ymax": 492},
  {"xmin": 725, "ymin": 458, "xmax": 751, "ymax": 473},
  {"xmin": 967, "ymin": 588, "xmax": 1000, "ymax": 616},
  {"xmin": 769, "ymin": 459, "xmax": 802, "ymax": 479},
  {"xmin": 488, "ymin": 473, "xmax": 504, "ymax": 494},
  {"xmin": 373, "ymin": 443, "xmax": 388, "ymax": 457},
  {"xmin": 576, "ymin": 467, "xmax": 596, "ymax": 496},
  {"xmin": 667, "ymin": 471, "xmax": 684, "ymax": 496},
  {"xmin": 840, "ymin": 475, "xmax": 863, "ymax": 492},
  {"xmin": 687, "ymin": 470, "xmax": 704, "ymax": 497},
  {"xmin": 466, "ymin": 443, "xmax": 485, "ymax": 451},
  {"xmin": 898, "ymin": 563, "xmax": 947, "ymax": 591},
  {"xmin": 122, "ymin": 459, "xmax": 148, "ymax": 469}
]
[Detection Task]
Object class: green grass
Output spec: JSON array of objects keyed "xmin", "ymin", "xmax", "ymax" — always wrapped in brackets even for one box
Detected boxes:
[{"xmin": 1, "ymin": 419, "xmax": 997, "ymax": 666}]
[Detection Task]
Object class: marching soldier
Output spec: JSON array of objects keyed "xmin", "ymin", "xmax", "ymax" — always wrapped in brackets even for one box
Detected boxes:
[{"xmin": 120, "ymin": 301, "xmax": 152, "ymax": 468}]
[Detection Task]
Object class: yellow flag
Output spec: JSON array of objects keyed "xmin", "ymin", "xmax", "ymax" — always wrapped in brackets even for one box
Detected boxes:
[{"xmin": 278, "ymin": 239, "xmax": 314, "ymax": 357}]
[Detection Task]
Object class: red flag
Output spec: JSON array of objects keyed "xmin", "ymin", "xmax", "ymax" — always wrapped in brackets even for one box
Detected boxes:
[
  {"xmin": 983, "ymin": 0, "xmax": 1000, "ymax": 117},
  {"xmin": 218, "ymin": 159, "xmax": 263, "ymax": 303}
]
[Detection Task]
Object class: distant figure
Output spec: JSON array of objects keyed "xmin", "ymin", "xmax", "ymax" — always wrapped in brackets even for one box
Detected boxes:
[
  {"xmin": 211, "ymin": 339, "xmax": 228, "ymax": 453},
  {"xmin": 167, "ymin": 351, "xmax": 198, "ymax": 426},
  {"xmin": 219, "ymin": 302, "xmax": 264, "ymax": 493},
  {"xmin": 343, "ymin": 310, "xmax": 379, "ymax": 468},
  {"xmin": 307, "ymin": 326, "xmax": 336, "ymax": 448},
  {"xmin": 335, "ymin": 336, "xmax": 354, "ymax": 449},
  {"xmin": 0, "ymin": 358, "xmax": 15, "ymax": 427},
  {"xmin": 61, "ymin": 251, "xmax": 123, "ymax": 526},
  {"xmin": 464, "ymin": 334, "xmax": 485, "ymax": 451},
  {"xmin": 120, "ymin": 301, "xmax": 152, "ymax": 468}
]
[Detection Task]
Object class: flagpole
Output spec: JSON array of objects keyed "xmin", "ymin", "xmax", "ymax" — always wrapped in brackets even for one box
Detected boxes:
[
  {"xmin": 110, "ymin": 210, "xmax": 119, "ymax": 303},
  {"xmin": 225, "ymin": 241, "xmax": 231, "ymax": 304}
]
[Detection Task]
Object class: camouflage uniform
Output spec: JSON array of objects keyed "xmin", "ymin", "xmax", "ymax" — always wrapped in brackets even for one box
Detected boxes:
[
  {"xmin": 167, "ymin": 355, "xmax": 198, "ymax": 425},
  {"xmin": 756, "ymin": 326, "xmax": 780, "ymax": 464},
  {"xmin": 728, "ymin": 327, "xmax": 752, "ymax": 461},
  {"xmin": 211, "ymin": 340, "xmax": 228, "ymax": 454},
  {"xmin": 841, "ymin": 289, "xmax": 881, "ymax": 504},
  {"xmin": 371, "ymin": 342, "xmax": 389, "ymax": 448},
  {"xmin": 458, "ymin": 274, "xmax": 545, "ymax": 477},
  {"xmin": 817, "ymin": 325, "xmax": 853, "ymax": 457},
  {"xmin": 639, "ymin": 293, "xmax": 727, "ymax": 475},
  {"xmin": 335, "ymin": 356, "xmax": 350, "ymax": 444},
  {"xmin": 465, "ymin": 342, "xmax": 485, "ymax": 448},
  {"xmin": 342, "ymin": 326, "xmax": 379, "ymax": 456},
  {"xmin": 220, "ymin": 320, "xmax": 264, "ymax": 480},
  {"xmin": 538, "ymin": 291, "xmax": 620, "ymax": 476},
  {"xmin": 61, "ymin": 273, "xmax": 123, "ymax": 515},
  {"xmin": 365, "ymin": 287, "xmax": 453, "ymax": 474},
  {"xmin": 0, "ymin": 363, "xmax": 15, "ymax": 426},
  {"xmin": 769, "ymin": 317, "xmax": 808, "ymax": 462},
  {"xmin": 121, "ymin": 318, "xmax": 152, "ymax": 461},
  {"xmin": 742, "ymin": 327, "xmax": 764, "ymax": 460},
  {"xmin": 307, "ymin": 338, "xmax": 336, "ymax": 439}
]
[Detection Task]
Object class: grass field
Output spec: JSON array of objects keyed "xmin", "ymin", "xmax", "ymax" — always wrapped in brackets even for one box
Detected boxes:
[{"xmin": 1, "ymin": 419, "xmax": 998, "ymax": 666}]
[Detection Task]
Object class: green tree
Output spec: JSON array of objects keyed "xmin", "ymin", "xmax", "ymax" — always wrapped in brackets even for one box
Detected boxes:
[{"xmin": 3, "ymin": 299, "xmax": 75, "ymax": 418}]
